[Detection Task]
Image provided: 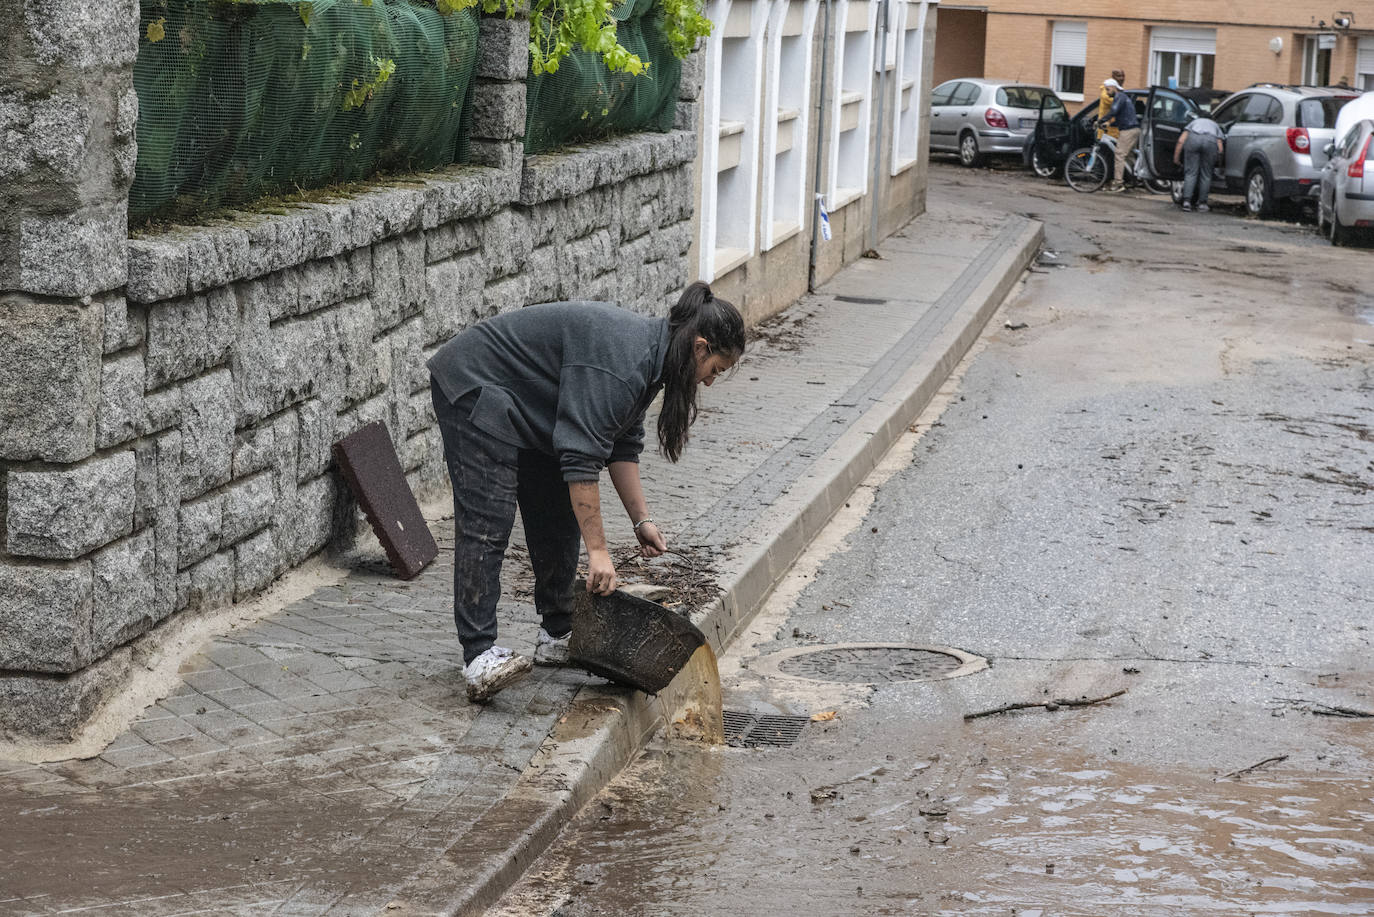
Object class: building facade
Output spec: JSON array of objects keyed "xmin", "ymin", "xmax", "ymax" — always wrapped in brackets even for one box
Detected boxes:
[
  {"xmin": 692, "ymin": 0, "xmax": 938, "ymax": 321},
  {"xmin": 933, "ymin": 2, "xmax": 1374, "ymax": 103}
]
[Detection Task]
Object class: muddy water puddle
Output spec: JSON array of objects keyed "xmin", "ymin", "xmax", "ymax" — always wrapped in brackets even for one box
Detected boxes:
[{"xmin": 512, "ymin": 737, "xmax": 1374, "ymax": 916}]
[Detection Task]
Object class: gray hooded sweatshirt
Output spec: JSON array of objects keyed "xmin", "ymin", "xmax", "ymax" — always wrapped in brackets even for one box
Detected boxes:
[{"xmin": 427, "ymin": 301, "xmax": 671, "ymax": 482}]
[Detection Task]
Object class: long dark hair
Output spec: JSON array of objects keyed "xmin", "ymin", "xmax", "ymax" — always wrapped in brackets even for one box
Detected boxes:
[{"xmin": 658, "ymin": 281, "xmax": 745, "ymax": 462}]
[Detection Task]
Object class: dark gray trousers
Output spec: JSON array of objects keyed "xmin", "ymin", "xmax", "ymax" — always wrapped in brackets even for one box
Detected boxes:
[
  {"xmin": 1182, "ymin": 134, "xmax": 1219, "ymax": 205},
  {"xmin": 431, "ymin": 380, "xmax": 581, "ymax": 665}
]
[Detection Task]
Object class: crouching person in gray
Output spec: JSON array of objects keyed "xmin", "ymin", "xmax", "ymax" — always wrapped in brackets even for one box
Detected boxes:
[
  {"xmin": 1174, "ymin": 116, "xmax": 1225, "ymax": 212},
  {"xmin": 427, "ymin": 282, "xmax": 746, "ymax": 702}
]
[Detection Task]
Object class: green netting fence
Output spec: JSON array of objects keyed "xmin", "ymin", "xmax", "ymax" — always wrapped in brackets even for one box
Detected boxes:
[
  {"xmin": 131, "ymin": 0, "xmax": 479, "ymax": 223},
  {"xmin": 523, "ymin": 0, "xmax": 681, "ymax": 154}
]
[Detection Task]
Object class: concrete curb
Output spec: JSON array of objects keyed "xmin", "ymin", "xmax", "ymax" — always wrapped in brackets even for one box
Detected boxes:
[{"xmin": 384, "ymin": 215, "xmax": 1044, "ymax": 916}]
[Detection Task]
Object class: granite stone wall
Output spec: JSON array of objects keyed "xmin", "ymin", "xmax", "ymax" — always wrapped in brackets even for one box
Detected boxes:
[{"xmin": 0, "ymin": 4, "xmax": 701, "ymax": 743}]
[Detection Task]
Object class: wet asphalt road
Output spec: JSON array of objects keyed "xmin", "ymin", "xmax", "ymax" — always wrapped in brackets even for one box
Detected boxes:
[{"xmin": 491, "ymin": 161, "xmax": 1374, "ymax": 916}]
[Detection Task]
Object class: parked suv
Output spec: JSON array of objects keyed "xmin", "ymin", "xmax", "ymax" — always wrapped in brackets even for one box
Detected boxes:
[
  {"xmin": 1153, "ymin": 84, "xmax": 1358, "ymax": 216},
  {"xmin": 929, "ymin": 79, "xmax": 1061, "ymax": 167}
]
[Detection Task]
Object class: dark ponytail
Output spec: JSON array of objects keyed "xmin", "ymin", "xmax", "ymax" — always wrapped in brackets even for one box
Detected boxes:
[{"xmin": 658, "ymin": 281, "xmax": 745, "ymax": 462}]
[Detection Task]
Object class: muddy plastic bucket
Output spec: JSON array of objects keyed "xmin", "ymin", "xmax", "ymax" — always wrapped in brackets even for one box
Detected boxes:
[{"xmin": 568, "ymin": 589, "xmax": 707, "ymax": 694}]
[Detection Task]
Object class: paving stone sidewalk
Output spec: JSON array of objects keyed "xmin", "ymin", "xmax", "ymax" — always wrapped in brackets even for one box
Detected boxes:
[{"xmin": 0, "ymin": 201, "xmax": 1029, "ymax": 916}]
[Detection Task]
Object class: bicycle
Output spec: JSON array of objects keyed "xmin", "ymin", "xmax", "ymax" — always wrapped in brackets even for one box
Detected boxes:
[{"xmin": 1064, "ymin": 134, "xmax": 1172, "ymax": 194}]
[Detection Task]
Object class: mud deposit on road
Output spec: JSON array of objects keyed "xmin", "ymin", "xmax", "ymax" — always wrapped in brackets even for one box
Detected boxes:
[{"xmin": 506, "ymin": 732, "xmax": 1374, "ymax": 916}]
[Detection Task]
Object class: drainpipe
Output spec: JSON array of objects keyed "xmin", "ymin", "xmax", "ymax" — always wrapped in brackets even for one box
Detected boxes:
[
  {"xmin": 808, "ymin": 0, "xmax": 833, "ymax": 291},
  {"xmin": 868, "ymin": 0, "xmax": 889, "ymax": 253}
]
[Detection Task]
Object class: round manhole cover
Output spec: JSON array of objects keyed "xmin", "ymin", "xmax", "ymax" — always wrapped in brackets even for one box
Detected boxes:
[{"xmin": 752, "ymin": 643, "xmax": 988, "ymax": 685}]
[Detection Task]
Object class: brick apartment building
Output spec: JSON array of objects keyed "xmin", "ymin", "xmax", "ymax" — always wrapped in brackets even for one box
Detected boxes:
[{"xmin": 933, "ymin": 2, "xmax": 1374, "ymax": 103}]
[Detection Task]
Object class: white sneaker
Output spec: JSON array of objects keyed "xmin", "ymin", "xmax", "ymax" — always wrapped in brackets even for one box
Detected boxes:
[
  {"xmin": 464, "ymin": 647, "xmax": 532, "ymax": 703},
  {"xmin": 534, "ymin": 628, "xmax": 571, "ymax": 667}
]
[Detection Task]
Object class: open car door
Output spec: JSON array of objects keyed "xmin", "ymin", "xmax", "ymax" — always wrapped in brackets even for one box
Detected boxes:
[
  {"xmin": 1032, "ymin": 93, "xmax": 1072, "ymax": 166},
  {"xmin": 1142, "ymin": 87, "xmax": 1196, "ymax": 181}
]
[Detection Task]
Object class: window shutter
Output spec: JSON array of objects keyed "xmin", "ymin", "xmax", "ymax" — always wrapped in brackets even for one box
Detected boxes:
[
  {"xmin": 1150, "ymin": 27, "xmax": 1216, "ymax": 56},
  {"xmin": 1051, "ymin": 22, "xmax": 1088, "ymax": 68}
]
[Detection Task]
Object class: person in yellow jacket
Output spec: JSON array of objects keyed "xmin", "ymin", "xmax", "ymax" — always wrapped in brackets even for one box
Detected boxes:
[{"xmin": 1097, "ymin": 69, "xmax": 1126, "ymax": 139}]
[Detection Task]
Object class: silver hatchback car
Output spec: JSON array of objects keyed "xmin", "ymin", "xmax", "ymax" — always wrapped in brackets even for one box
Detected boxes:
[
  {"xmin": 929, "ymin": 79, "xmax": 1061, "ymax": 167},
  {"xmin": 1318, "ymin": 118, "xmax": 1374, "ymax": 245}
]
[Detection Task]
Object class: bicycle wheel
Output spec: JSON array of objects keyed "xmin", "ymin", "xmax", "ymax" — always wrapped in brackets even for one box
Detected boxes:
[{"xmin": 1064, "ymin": 147, "xmax": 1108, "ymax": 192}]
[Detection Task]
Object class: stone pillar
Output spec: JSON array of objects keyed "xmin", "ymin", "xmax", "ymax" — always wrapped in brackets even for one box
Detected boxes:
[{"xmin": 0, "ymin": 0, "xmax": 140, "ymax": 741}]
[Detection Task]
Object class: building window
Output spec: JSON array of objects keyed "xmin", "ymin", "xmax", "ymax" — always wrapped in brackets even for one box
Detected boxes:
[
  {"xmin": 827, "ymin": 0, "xmax": 878, "ymax": 209},
  {"xmin": 699, "ymin": 0, "xmax": 768, "ymax": 281},
  {"xmin": 1359, "ymin": 38, "xmax": 1374, "ymax": 90},
  {"xmin": 1150, "ymin": 26, "xmax": 1216, "ymax": 89},
  {"xmin": 760, "ymin": 0, "xmax": 820, "ymax": 251},
  {"xmin": 1050, "ymin": 21, "xmax": 1087, "ymax": 100},
  {"xmin": 1304, "ymin": 34, "xmax": 1335, "ymax": 86},
  {"xmin": 891, "ymin": 0, "xmax": 933, "ymax": 175}
]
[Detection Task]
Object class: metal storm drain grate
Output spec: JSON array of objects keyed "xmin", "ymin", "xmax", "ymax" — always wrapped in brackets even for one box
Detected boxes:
[
  {"xmin": 752, "ymin": 643, "xmax": 989, "ymax": 685},
  {"xmin": 722, "ymin": 711, "xmax": 811, "ymax": 748}
]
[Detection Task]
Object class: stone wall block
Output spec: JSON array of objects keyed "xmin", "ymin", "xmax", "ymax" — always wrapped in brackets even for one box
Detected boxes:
[
  {"xmin": 525, "ymin": 243, "xmax": 560, "ymax": 303},
  {"xmin": 299, "ymin": 201, "xmax": 353, "ymax": 262},
  {"xmin": 179, "ymin": 369, "xmax": 234, "ymax": 498},
  {"xmin": 233, "ymin": 424, "xmax": 276, "ymax": 478},
  {"xmin": 371, "ymin": 234, "xmax": 426, "ymax": 333},
  {"xmin": 234, "ymin": 298, "xmax": 328, "ymax": 425},
  {"xmin": 18, "ymin": 201, "xmax": 127, "ymax": 301},
  {"xmin": 558, "ymin": 187, "xmax": 619, "ymax": 242},
  {"xmin": 349, "ymin": 188, "xmax": 424, "ymax": 251},
  {"xmin": 185, "ymin": 226, "xmax": 251, "ymax": 294},
  {"xmin": 102, "ymin": 293, "xmax": 144, "ymax": 354},
  {"xmin": 401, "ymin": 427, "xmax": 437, "ymax": 474},
  {"xmin": 7, "ymin": 452, "xmax": 136, "ymax": 559},
  {"xmin": 331, "ymin": 297, "xmax": 382, "ymax": 408},
  {"xmin": 0, "ymin": 89, "xmax": 90, "ymax": 187},
  {"xmin": 424, "ymin": 251, "xmax": 487, "ymax": 342},
  {"xmin": 279, "ymin": 474, "xmax": 334, "ymax": 568},
  {"xmin": 520, "ymin": 199, "xmax": 564, "ymax": 248},
  {"xmin": 421, "ymin": 170, "xmax": 508, "ymax": 229},
  {"xmin": 223, "ymin": 472, "xmax": 276, "ymax": 546},
  {"xmin": 678, "ymin": 50, "xmax": 705, "ymax": 101},
  {"xmin": 234, "ymin": 528, "xmax": 278, "ymax": 600},
  {"xmin": 143, "ymin": 384, "xmax": 183, "ymax": 435},
  {"xmin": 477, "ymin": 16, "xmax": 531, "ymax": 80},
  {"xmin": 296, "ymin": 398, "xmax": 335, "ymax": 484},
  {"xmin": 481, "ymin": 209, "xmax": 533, "ymax": 280},
  {"xmin": 152, "ymin": 431, "xmax": 182, "ymax": 619},
  {"xmin": 178, "ymin": 491, "xmax": 223, "ymax": 568},
  {"xmin": 97, "ymin": 350, "xmax": 146, "ymax": 450},
  {"xmin": 673, "ymin": 99, "xmax": 699, "ymax": 132},
  {"xmin": 243, "ymin": 268, "xmax": 301, "ymax": 323},
  {"xmin": 206, "ymin": 285, "xmax": 236, "ymax": 367},
  {"xmin": 559, "ymin": 228, "xmax": 617, "ymax": 291},
  {"xmin": 177, "ymin": 552, "xmax": 234, "ymax": 615},
  {"xmin": 22, "ymin": 0, "xmax": 139, "ymax": 69},
  {"xmin": 425, "ymin": 219, "xmax": 482, "ymax": 264},
  {"xmin": 0, "ymin": 297, "xmax": 101, "ymax": 462},
  {"xmin": 90, "ymin": 530, "xmax": 156, "ymax": 656},
  {"xmin": 0, "ymin": 648, "xmax": 131, "ymax": 743},
  {"xmin": 386, "ymin": 317, "xmax": 426, "ymax": 396},
  {"xmin": 469, "ymin": 139, "xmax": 524, "ymax": 173},
  {"xmin": 243, "ymin": 210, "xmax": 306, "ymax": 278},
  {"xmin": 132, "ymin": 437, "xmax": 159, "ymax": 530},
  {"xmin": 146, "ymin": 293, "xmax": 209, "ymax": 389},
  {"xmin": 126, "ymin": 238, "xmax": 189, "ymax": 304},
  {"xmin": 403, "ymin": 391, "xmax": 435, "ymax": 439},
  {"xmin": 0, "ymin": 559, "xmax": 93, "ymax": 673},
  {"xmin": 343, "ymin": 245, "xmax": 374, "ymax": 298},
  {"xmin": 298, "ymin": 256, "xmax": 349, "ymax": 315},
  {"xmin": 480, "ymin": 272, "xmax": 532, "ymax": 318},
  {"xmin": 470, "ymin": 81, "xmax": 527, "ymax": 142}
]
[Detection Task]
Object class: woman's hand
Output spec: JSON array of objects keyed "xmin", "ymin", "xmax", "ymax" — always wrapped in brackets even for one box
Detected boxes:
[
  {"xmin": 586, "ymin": 548, "xmax": 618, "ymax": 595},
  {"xmin": 635, "ymin": 521, "xmax": 667, "ymax": 557}
]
